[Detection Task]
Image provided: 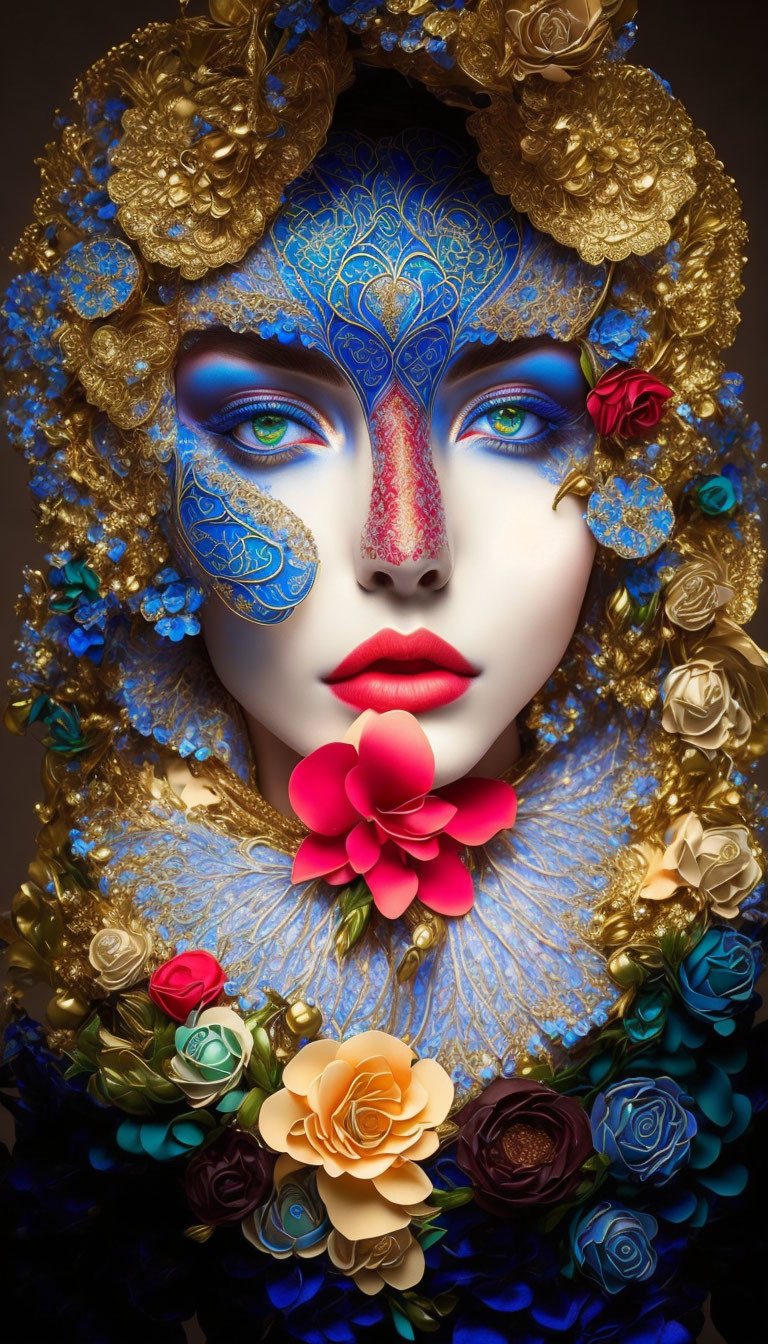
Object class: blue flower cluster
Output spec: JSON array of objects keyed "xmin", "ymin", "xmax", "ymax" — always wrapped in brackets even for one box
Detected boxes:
[
  {"xmin": 589, "ymin": 308, "xmax": 650, "ymax": 366},
  {"xmin": 139, "ymin": 567, "xmax": 204, "ymax": 641},
  {"xmin": 323, "ymin": 0, "xmax": 461, "ymax": 66}
]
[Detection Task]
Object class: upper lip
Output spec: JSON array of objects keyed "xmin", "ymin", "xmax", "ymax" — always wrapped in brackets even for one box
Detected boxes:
[{"xmin": 325, "ymin": 628, "xmax": 478, "ymax": 681}]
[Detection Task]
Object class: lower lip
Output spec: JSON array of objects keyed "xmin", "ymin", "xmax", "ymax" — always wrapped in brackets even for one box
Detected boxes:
[{"xmin": 327, "ymin": 661, "xmax": 474, "ymax": 713}]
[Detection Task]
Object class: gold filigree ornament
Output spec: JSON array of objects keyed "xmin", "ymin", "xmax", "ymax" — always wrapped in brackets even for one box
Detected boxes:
[
  {"xmin": 469, "ymin": 61, "xmax": 698, "ymax": 265},
  {"xmin": 106, "ymin": 1, "xmax": 353, "ymax": 279},
  {"xmin": 60, "ymin": 306, "xmax": 178, "ymax": 430}
]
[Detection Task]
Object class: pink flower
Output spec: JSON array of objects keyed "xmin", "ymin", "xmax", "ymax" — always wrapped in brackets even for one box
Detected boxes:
[{"xmin": 288, "ymin": 710, "xmax": 517, "ymax": 919}]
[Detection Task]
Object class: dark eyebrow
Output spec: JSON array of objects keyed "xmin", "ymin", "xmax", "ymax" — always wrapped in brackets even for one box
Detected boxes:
[
  {"xmin": 179, "ymin": 327, "xmax": 348, "ymax": 387},
  {"xmin": 445, "ymin": 336, "xmax": 577, "ymax": 382}
]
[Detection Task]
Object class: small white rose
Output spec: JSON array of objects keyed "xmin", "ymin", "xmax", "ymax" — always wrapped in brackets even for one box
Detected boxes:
[{"xmin": 89, "ymin": 925, "xmax": 152, "ymax": 993}]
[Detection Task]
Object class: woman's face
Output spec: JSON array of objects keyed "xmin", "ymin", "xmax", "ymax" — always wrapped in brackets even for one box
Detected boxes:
[{"xmin": 172, "ymin": 134, "xmax": 600, "ymax": 797}]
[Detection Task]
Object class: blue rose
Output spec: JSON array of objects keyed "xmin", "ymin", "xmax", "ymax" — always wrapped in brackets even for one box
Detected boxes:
[
  {"xmin": 591, "ymin": 1076, "xmax": 697, "ymax": 1184},
  {"xmin": 679, "ymin": 926, "xmax": 760, "ymax": 1026},
  {"xmin": 572, "ymin": 1201, "xmax": 658, "ymax": 1294}
]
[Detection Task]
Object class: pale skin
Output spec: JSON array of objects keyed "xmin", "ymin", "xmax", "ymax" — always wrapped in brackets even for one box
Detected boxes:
[{"xmin": 175, "ymin": 333, "xmax": 597, "ymax": 815}]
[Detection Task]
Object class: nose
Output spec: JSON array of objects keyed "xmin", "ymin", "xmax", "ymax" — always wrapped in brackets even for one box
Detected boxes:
[{"xmin": 356, "ymin": 382, "xmax": 453, "ymax": 595}]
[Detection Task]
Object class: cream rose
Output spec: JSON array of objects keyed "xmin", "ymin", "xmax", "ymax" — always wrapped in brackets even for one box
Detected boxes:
[
  {"xmin": 327, "ymin": 1226, "xmax": 425, "ymax": 1295},
  {"xmin": 664, "ymin": 559, "xmax": 734, "ymax": 631},
  {"xmin": 640, "ymin": 811, "xmax": 761, "ymax": 917},
  {"xmin": 506, "ymin": 0, "xmax": 610, "ymax": 82},
  {"xmin": 694, "ymin": 825, "xmax": 763, "ymax": 917},
  {"xmin": 661, "ymin": 659, "xmax": 750, "ymax": 753},
  {"xmin": 258, "ymin": 1030, "xmax": 452, "ymax": 1238},
  {"xmin": 88, "ymin": 924, "xmax": 152, "ymax": 992}
]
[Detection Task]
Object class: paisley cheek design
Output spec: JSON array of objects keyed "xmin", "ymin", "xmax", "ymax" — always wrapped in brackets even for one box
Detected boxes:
[
  {"xmin": 362, "ymin": 381, "xmax": 447, "ymax": 567},
  {"xmin": 172, "ymin": 434, "xmax": 318, "ymax": 625}
]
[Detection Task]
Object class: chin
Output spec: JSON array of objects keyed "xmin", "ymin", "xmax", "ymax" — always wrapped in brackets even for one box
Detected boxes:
[{"xmin": 413, "ymin": 706, "xmax": 516, "ymax": 786}]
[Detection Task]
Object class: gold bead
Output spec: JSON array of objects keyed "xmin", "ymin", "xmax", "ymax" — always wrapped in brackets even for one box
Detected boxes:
[
  {"xmin": 285, "ymin": 1001, "xmax": 323, "ymax": 1039},
  {"xmin": 412, "ymin": 922, "xmax": 435, "ymax": 951}
]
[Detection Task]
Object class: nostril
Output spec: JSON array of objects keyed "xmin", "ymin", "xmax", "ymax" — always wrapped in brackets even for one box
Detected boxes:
[
  {"xmin": 418, "ymin": 568, "xmax": 442, "ymax": 589},
  {"xmin": 371, "ymin": 570, "xmax": 395, "ymax": 589}
]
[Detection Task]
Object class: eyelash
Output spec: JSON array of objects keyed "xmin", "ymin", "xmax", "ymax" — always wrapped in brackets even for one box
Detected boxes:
[
  {"xmin": 456, "ymin": 388, "xmax": 571, "ymax": 455},
  {"xmin": 202, "ymin": 394, "xmax": 328, "ymax": 465}
]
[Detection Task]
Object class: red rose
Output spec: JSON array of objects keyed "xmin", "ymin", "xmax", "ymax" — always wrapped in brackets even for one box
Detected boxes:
[
  {"xmin": 455, "ymin": 1077, "xmax": 593, "ymax": 1214},
  {"xmin": 586, "ymin": 367, "xmax": 673, "ymax": 439},
  {"xmin": 148, "ymin": 949, "xmax": 226, "ymax": 1022}
]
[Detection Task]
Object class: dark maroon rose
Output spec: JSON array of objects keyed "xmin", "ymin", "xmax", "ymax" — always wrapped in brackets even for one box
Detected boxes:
[
  {"xmin": 455, "ymin": 1077, "xmax": 593, "ymax": 1215},
  {"xmin": 184, "ymin": 1130, "xmax": 275, "ymax": 1226}
]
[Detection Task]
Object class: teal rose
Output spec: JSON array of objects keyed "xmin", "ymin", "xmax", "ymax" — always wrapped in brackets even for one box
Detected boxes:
[
  {"xmin": 695, "ymin": 475, "xmax": 738, "ymax": 517},
  {"xmin": 624, "ymin": 985, "xmax": 671, "ymax": 1043},
  {"xmin": 679, "ymin": 926, "xmax": 760, "ymax": 1027},
  {"xmin": 169, "ymin": 1005, "xmax": 253, "ymax": 1107}
]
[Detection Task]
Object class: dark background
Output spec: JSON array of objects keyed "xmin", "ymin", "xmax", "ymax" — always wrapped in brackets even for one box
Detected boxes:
[{"xmin": 0, "ymin": 7, "xmax": 764, "ymax": 1341}]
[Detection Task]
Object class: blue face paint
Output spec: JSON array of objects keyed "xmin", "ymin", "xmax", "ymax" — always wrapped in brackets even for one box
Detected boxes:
[
  {"xmin": 175, "ymin": 131, "xmax": 606, "ymax": 615},
  {"xmin": 173, "ymin": 424, "xmax": 318, "ymax": 624},
  {"xmin": 181, "ymin": 132, "xmax": 607, "ymax": 420}
]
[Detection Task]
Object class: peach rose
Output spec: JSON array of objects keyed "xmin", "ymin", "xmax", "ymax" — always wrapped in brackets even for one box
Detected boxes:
[
  {"xmin": 639, "ymin": 813, "xmax": 707, "ymax": 903},
  {"xmin": 327, "ymin": 1226, "xmax": 425, "ymax": 1295},
  {"xmin": 258, "ymin": 1029, "xmax": 453, "ymax": 1238}
]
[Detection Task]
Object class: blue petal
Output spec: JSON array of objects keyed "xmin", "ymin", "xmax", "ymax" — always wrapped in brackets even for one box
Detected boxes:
[
  {"xmin": 455, "ymin": 1324, "xmax": 509, "ymax": 1344},
  {"xmin": 697, "ymin": 1163, "xmax": 748, "ymax": 1197},
  {"xmin": 478, "ymin": 1281, "xmax": 534, "ymax": 1312}
]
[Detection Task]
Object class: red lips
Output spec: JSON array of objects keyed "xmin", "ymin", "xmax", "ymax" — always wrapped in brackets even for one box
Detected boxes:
[{"xmin": 325, "ymin": 628, "xmax": 478, "ymax": 713}]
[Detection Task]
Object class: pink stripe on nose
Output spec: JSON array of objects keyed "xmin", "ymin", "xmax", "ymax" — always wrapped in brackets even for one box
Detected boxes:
[{"xmin": 361, "ymin": 382, "xmax": 447, "ymax": 566}]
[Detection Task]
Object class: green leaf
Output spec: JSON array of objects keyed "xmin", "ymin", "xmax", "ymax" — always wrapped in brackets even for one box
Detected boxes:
[
  {"xmin": 245, "ymin": 1029, "xmax": 283, "ymax": 1094},
  {"xmin": 418, "ymin": 1226, "xmax": 446, "ymax": 1251},
  {"xmin": 335, "ymin": 878, "xmax": 374, "ymax": 957},
  {"xmin": 428, "ymin": 1185, "xmax": 474, "ymax": 1210},
  {"xmin": 237, "ymin": 1086, "xmax": 268, "ymax": 1130},
  {"xmin": 389, "ymin": 1303, "xmax": 416, "ymax": 1341},
  {"xmin": 64, "ymin": 1012, "xmax": 102, "ymax": 1077},
  {"xmin": 579, "ymin": 344, "xmax": 598, "ymax": 388}
]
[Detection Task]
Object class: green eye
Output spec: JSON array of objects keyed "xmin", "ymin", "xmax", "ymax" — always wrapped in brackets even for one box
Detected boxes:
[
  {"xmin": 251, "ymin": 413, "xmax": 288, "ymax": 446},
  {"xmin": 489, "ymin": 405, "xmax": 525, "ymax": 437}
]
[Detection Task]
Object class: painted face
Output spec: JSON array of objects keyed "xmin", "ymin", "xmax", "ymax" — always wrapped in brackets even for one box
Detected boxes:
[{"xmin": 173, "ymin": 132, "xmax": 604, "ymax": 799}]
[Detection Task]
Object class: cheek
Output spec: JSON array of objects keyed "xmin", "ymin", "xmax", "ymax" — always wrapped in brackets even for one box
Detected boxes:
[{"xmin": 449, "ymin": 457, "xmax": 595, "ymax": 692}]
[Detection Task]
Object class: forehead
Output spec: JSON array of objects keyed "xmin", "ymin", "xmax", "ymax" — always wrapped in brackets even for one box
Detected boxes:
[{"xmin": 180, "ymin": 132, "xmax": 607, "ymax": 412}]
